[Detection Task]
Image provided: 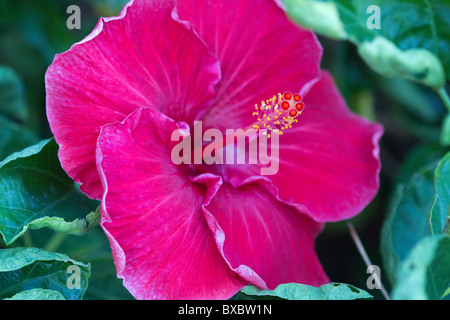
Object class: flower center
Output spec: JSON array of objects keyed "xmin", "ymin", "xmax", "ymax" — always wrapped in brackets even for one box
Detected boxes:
[
  {"xmin": 189, "ymin": 92, "xmax": 305, "ymax": 165},
  {"xmin": 251, "ymin": 91, "xmax": 304, "ymax": 138}
]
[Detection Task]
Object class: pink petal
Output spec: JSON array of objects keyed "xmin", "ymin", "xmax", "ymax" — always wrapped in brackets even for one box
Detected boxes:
[
  {"xmin": 46, "ymin": 0, "xmax": 220, "ymax": 199},
  {"xmin": 175, "ymin": 0, "xmax": 322, "ymax": 131},
  {"xmin": 223, "ymin": 72, "xmax": 383, "ymax": 222},
  {"xmin": 97, "ymin": 108, "xmax": 246, "ymax": 300},
  {"xmin": 202, "ymin": 179, "xmax": 329, "ymax": 290}
]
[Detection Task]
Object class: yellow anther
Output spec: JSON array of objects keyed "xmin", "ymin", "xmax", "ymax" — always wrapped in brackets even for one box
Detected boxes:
[{"xmin": 252, "ymin": 92, "xmax": 303, "ymax": 138}]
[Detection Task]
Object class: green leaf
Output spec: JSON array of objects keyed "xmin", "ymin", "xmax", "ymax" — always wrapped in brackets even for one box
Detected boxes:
[
  {"xmin": 235, "ymin": 283, "xmax": 372, "ymax": 300},
  {"xmin": 0, "ymin": 66, "xmax": 28, "ymax": 122},
  {"xmin": 382, "ymin": 153, "xmax": 450, "ymax": 286},
  {"xmin": 0, "ymin": 66, "xmax": 37, "ymax": 161},
  {"xmin": 379, "ymin": 79, "xmax": 445, "ymax": 124},
  {"xmin": 0, "ymin": 247, "xmax": 90, "ymax": 300},
  {"xmin": 5, "ymin": 289, "xmax": 65, "ymax": 300},
  {"xmin": 71, "ymin": 228, "xmax": 134, "ymax": 300},
  {"xmin": 440, "ymin": 113, "xmax": 450, "ymax": 146},
  {"xmin": 392, "ymin": 235, "xmax": 450, "ymax": 300},
  {"xmin": 381, "ymin": 163, "xmax": 437, "ymax": 285},
  {"xmin": 85, "ymin": 0, "xmax": 130, "ymax": 16},
  {"xmin": 394, "ymin": 143, "xmax": 447, "ymax": 185},
  {"xmin": 13, "ymin": 227, "xmax": 134, "ymax": 300},
  {"xmin": 0, "ymin": 116, "xmax": 38, "ymax": 161},
  {"xmin": 283, "ymin": 0, "xmax": 450, "ymax": 86},
  {"xmin": 0, "ymin": 139, "xmax": 99, "ymax": 245},
  {"xmin": 430, "ymin": 153, "xmax": 450, "ymax": 235}
]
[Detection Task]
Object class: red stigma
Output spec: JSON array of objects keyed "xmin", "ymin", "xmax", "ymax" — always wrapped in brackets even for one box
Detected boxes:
[
  {"xmin": 296, "ymin": 103, "xmax": 304, "ymax": 112},
  {"xmin": 283, "ymin": 92, "xmax": 292, "ymax": 100},
  {"xmin": 293, "ymin": 94, "xmax": 302, "ymax": 102}
]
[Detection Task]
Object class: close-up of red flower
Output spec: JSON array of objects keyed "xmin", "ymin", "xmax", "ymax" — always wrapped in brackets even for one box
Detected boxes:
[{"xmin": 44, "ymin": 0, "xmax": 383, "ymax": 300}]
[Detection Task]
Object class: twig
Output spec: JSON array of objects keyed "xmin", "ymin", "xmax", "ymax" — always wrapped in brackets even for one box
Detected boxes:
[
  {"xmin": 23, "ymin": 231, "xmax": 33, "ymax": 248},
  {"xmin": 347, "ymin": 223, "xmax": 390, "ymax": 300},
  {"xmin": 436, "ymin": 87, "xmax": 450, "ymax": 113},
  {"xmin": 43, "ymin": 233, "xmax": 68, "ymax": 252}
]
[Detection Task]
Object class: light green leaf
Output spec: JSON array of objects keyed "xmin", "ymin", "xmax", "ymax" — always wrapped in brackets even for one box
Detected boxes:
[
  {"xmin": 0, "ymin": 247, "xmax": 90, "ymax": 300},
  {"xmin": 5, "ymin": 289, "xmax": 65, "ymax": 300},
  {"xmin": 358, "ymin": 37, "xmax": 444, "ymax": 88},
  {"xmin": 283, "ymin": 0, "xmax": 450, "ymax": 86},
  {"xmin": 236, "ymin": 283, "xmax": 372, "ymax": 300},
  {"xmin": 0, "ymin": 139, "xmax": 99, "ymax": 245},
  {"xmin": 85, "ymin": 206, "xmax": 101, "ymax": 232},
  {"xmin": 283, "ymin": 0, "xmax": 347, "ymax": 40},
  {"xmin": 392, "ymin": 236, "xmax": 450, "ymax": 300}
]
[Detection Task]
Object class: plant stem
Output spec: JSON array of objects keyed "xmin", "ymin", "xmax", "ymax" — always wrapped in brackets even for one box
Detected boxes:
[
  {"xmin": 23, "ymin": 231, "xmax": 33, "ymax": 248},
  {"xmin": 444, "ymin": 219, "xmax": 450, "ymax": 236},
  {"xmin": 347, "ymin": 223, "xmax": 390, "ymax": 300},
  {"xmin": 44, "ymin": 233, "xmax": 68, "ymax": 252},
  {"xmin": 436, "ymin": 87, "xmax": 450, "ymax": 112}
]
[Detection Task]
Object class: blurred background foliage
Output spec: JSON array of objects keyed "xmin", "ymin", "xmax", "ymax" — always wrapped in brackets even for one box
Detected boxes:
[{"xmin": 0, "ymin": 0, "xmax": 448, "ymax": 300}]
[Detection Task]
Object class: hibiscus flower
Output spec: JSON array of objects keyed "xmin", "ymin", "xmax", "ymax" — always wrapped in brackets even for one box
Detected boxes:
[{"xmin": 45, "ymin": 0, "xmax": 383, "ymax": 299}]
